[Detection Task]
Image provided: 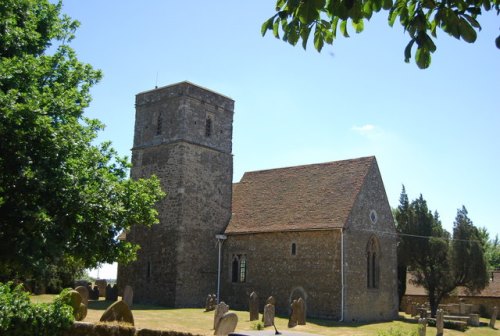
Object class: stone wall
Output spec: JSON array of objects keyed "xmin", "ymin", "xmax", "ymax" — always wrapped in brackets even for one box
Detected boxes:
[
  {"xmin": 63, "ymin": 322, "xmax": 200, "ymax": 336},
  {"xmin": 342, "ymin": 160, "xmax": 399, "ymax": 322},
  {"xmin": 118, "ymin": 82, "xmax": 234, "ymax": 307},
  {"xmin": 401, "ymin": 295, "xmax": 500, "ymax": 318},
  {"xmin": 222, "ymin": 230, "xmax": 342, "ymax": 319}
]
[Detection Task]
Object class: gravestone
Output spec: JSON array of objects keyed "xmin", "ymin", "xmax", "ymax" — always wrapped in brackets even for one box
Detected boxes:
[
  {"xmin": 266, "ymin": 296, "xmax": 276, "ymax": 306},
  {"xmin": 100, "ymin": 300, "xmax": 134, "ymax": 326},
  {"xmin": 288, "ymin": 299, "xmax": 299, "ymax": 328},
  {"xmin": 214, "ymin": 312, "xmax": 238, "ymax": 335},
  {"xmin": 263, "ymin": 302, "xmax": 275, "ymax": 327},
  {"xmin": 75, "ymin": 286, "xmax": 89, "ymax": 306},
  {"xmin": 436, "ymin": 309, "xmax": 444, "ymax": 336},
  {"xmin": 205, "ymin": 294, "xmax": 216, "ymax": 311},
  {"xmin": 105, "ymin": 284, "xmax": 113, "ymax": 301},
  {"xmin": 297, "ymin": 297, "xmax": 306, "ymax": 325},
  {"xmin": 123, "ymin": 285, "xmax": 133, "ymax": 307},
  {"xmin": 489, "ymin": 306, "xmax": 497, "ymax": 328},
  {"xmin": 95, "ymin": 279, "xmax": 107, "ymax": 298},
  {"xmin": 418, "ymin": 317, "xmax": 427, "ymax": 336},
  {"xmin": 249, "ymin": 291, "xmax": 259, "ymax": 321},
  {"xmin": 89, "ymin": 286, "xmax": 99, "ymax": 300},
  {"xmin": 214, "ymin": 301, "xmax": 229, "ymax": 330},
  {"xmin": 110, "ymin": 284, "xmax": 119, "ymax": 301}
]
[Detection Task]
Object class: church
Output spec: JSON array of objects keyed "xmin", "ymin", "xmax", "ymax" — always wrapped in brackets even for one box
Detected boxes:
[{"xmin": 117, "ymin": 81, "xmax": 398, "ymax": 321}]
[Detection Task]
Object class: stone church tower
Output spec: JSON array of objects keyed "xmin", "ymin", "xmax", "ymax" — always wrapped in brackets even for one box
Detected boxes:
[{"xmin": 118, "ymin": 81, "xmax": 234, "ymax": 306}]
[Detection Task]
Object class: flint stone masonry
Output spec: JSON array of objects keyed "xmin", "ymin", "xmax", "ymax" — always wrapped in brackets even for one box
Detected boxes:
[{"xmin": 118, "ymin": 82, "xmax": 234, "ymax": 307}]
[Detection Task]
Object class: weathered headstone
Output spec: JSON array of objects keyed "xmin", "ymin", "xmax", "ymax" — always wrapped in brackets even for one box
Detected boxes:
[
  {"xmin": 105, "ymin": 284, "xmax": 113, "ymax": 301},
  {"xmin": 297, "ymin": 297, "xmax": 306, "ymax": 325},
  {"xmin": 89, "ymin": 285, "xmax": 99, "ymax": 300},
  {"xmin": 249, "ymin": 291, "xmax": 259, "ymax": 321},
  {"xmin": 123, "ymin": 285, "xmax": 133, "ymax": 307},
  {"xmin": 214, "ymin": 301, "xmax": 229, "ymax": 330},
  {"xmin": 263, "ymin": 302, "xmax": 275, "ymax": 327},
  {"xmin": 100, "ymin": 300, "xmax": 134, "ymax": 326},
  {"xmin": 214, "ymin": 312, "xmax": 238, "ymax": 335},
  {"xmin": 74, "ymin": 280, "xmax": 89, "ymax": 288},
  {"xmin": 489, "ymin": 306, "xmax": 498, "ymax": 328},
  {"xmin": 436, "ymin": 309, "xmax": 444, "ymax": 336},
  {"xmin": 95, "ymin": 279, "xmax": 107, "ymax": 298},
  {"xmin": 288, "ymin": 299, "xmax": 299, "ymax": 328},
  {"xmin": 205, "ymin": 294, "xmax": 216, "ymax": 311},
  {"xmin": 418, "ymin": 317, "xmax": 427, "ymax": 336},
  {"xmin": 60, "ymin": 289, "xmax": 87, "ymax": 321},
  {"xmin": 266, "ymin": 296, "xmax": 276, "ymax": 306},
  {"xmin": 106, "ymin": 284, "xmax": 118, "ymax": 301},
  {"xmin": 75, "ymin": 286, "xmax": 89, "ymax": 306}
]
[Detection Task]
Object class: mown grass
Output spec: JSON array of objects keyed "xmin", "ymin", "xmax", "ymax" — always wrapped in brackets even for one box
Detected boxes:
[{"xmin": 30, "ymin": 295, "xmax": 498, "ymax": 336}]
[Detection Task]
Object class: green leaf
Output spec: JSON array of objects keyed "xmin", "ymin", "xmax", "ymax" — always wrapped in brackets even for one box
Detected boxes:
[
  {"xmin": 462, "ymin": 14, "xmax": 481, "ymax": 29},
  {"xmin": 301, "ymin": 26, "xmax": 312, "ymax": 49},
  {"xmin": 297, "ymin": 0, "xmax": 325, "ymax": 24},
  {"xmin": 496, "ymin": 35, "xmax": 500, "ymax": 49},
  {"xmin": 415, "ymin": 46, "xmax": 431, "ymax": 69},
  {"xmin": 261, "ymin": 17, "xmax": 275, "ymax": 36},
  {"xmin": 388, "ymin": 8, "xmax": 399, "ymax": 27},
  {"xmin": 352, "ymin": 19, "xmax": 365, "ymax": 33},
  {"xmin": 340, "ymin": 20, "xmax": 350, "ymax": 37},
  {"xmin": 382, "ymin": 0, "xmax": 393, "ymax": 10},
  {"xmin": 314, "ymin": 26, "xmax": 325, "ymax": 51},
  {"xmin": 273, "ymin": 19, "xmax": 280, "ymax": 38},
  {"xmin": 458, "ymin": 18, "xmax": 477, "ymax": 43},
  {"xmin": 404, "ymin": 39, "xmax": 415, "ymax": 63},
  {"xmin": 363, "ymin": 1, "xmax": 374, "ymax": 19}
]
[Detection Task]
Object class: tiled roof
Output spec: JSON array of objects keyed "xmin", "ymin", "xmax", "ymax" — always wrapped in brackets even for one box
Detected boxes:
[
  {"xmin": 405, "ymin": 271, "xmax": 500, "ymax": 298},
  {"xmin": 225, "ymin": 156, "xmax": 375, "ymax": 235}
]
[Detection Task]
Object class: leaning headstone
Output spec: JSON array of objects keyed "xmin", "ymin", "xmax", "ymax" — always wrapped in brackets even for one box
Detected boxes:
[
  {"xmin": 100, "ymin": 300, "xmax": 135, "ymax": 326},
  {"xmin": 297, "ymin": 297, "xmax": 306, "ymax": 325},
  {"xmin": 214, "ymin": 312, "xmax": 238, "ymax": 335},
  {"xmin": 266, "ymin": 296, "xmax": 276, "ymax": 306},
  {"xmin": 263, "ymin": 302, "xmax": 275, "ymax": 327},
  {"xmin": 418, "ymin": 317, "xmax": 427, "ymax": 336},
  {"xmin": 288, "ymin": 299, "xmax": 299, "ymax": 328},
  {"xmin": 249, "ymin": 291, "xmax": 259, "ymax": 321},
  {"xmin": 123, "ymin": 285, "xmax": 133, "ymax": 307},
  {"xmin": 95, "ymin": 279, "xmax": 107, "ymax": 298},
  {"xmin": 89, "ymin": 286, "xmax": 99, "ymax": 300},
  {"xmin": 214, "ymin": 301, "xmax": 229, "ymax": 330},
  {"xmin": 436, "ymin": 309, "xmax": 444, "ymax": 336},
  {"xmin": 489, "ymin": 306, "xmax": 498, "ymax": 328},
  {"xmin": 75, "ymin": 286, "xmax": 89, "ymax": 306},
  {"xmin": 205, "ymin": 294, "xmax": 216, "ymax": 311}
]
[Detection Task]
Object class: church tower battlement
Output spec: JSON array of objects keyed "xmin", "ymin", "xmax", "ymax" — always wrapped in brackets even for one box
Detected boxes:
[{"xmin": 118, "ymin": 81, "xmax": 234, "ymax": 306}]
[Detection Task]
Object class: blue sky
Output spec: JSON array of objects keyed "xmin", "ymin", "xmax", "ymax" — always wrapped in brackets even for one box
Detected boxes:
[{"xmin": 60, "ymin": 1, "xmax": 499, "ymax": 277}]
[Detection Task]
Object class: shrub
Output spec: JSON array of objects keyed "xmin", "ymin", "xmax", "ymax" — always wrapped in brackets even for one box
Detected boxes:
[
  {"xmin": 251, "ymin": 321, "xmax": 265, "ymax": 330},
  {"xmin": 0, "ymin": 282, "xmax": 74, "ymax": 335}
]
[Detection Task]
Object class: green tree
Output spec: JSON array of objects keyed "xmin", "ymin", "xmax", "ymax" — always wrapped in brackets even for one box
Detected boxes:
[
  {"xmin": 451, "ymin": 206, "xmax": 489, "ymax": 292},
  {"xmin": 262, "ymin": 0, "xmax": 500, "ymax": 69},
  {"xmin": 479, "ymin": 228, "xmax": 500, "ymax": 271},
  {"xmin": 395, "ymin": 190, "xmax": 488, "ymax": 316},
  {"xmin": 0, "ymin": 0, "xmax": 165, "ymax": 286}
]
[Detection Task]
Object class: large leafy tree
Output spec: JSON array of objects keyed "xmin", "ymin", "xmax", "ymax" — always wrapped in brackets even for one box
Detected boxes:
[
  {"xmin": 262, "ymin": 0, "xmax": 500, "ymax": 68},
  {"xmin": 394, "ymin": 188, "xmax": 488, "ymax": 316},
  {"xmin": 0, "ymin": 0, "xmax": 165, "ymax": 285}
]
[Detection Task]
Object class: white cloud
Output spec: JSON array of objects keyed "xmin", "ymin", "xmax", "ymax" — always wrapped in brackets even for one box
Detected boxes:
[{"xmin": 351, "ymin": 124, "xmax": 376, "ymax": 135}]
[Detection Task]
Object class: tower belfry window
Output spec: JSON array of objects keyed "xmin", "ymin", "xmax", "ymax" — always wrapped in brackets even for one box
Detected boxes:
[{"xmin": 205, "ymin": 117, "xmax": 212, "ymax": 137}]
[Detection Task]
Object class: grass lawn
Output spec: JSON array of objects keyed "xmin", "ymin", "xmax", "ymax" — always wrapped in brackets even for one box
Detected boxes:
[{"xmin": 30, "ymin": 295, "xmax": 498, "ymax": 336}]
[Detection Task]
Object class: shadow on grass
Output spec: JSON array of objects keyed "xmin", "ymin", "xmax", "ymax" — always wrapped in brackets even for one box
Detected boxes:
[
  {"xmin": 303, "ymin": 314, "xmax": 418, "ymax": 329},
  {"xmin": 87, "ymin": 299, "xmax": 189, "ymax": 311}
]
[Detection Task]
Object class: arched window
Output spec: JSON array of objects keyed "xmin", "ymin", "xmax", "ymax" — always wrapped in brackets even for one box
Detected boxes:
[
  {"xmin": 366, "ymin": 236, "xmax": 380, "ymax": 289},
  {"xmin": 231, "ymin": 254, "xmax": 247, "ymax": 283}
]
